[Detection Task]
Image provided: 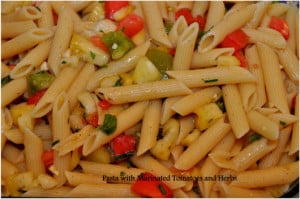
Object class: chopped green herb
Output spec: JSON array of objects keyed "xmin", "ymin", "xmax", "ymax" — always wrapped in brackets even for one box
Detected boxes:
[
  {"xmin": 192, "ymin": 186, "xmax": 200, "ymax": 194},
  {"xmin": 164, "ymin": 19, "xmax": 173, "ymax": 34},
  {"xmin": 198, "ymin": 26, "xmax": 213, "ymax": 40},
  {"xmin": 114, "ymin": 76, "xmax": 122, "ymax": 87},
  {"xmin": 98, "ymin": 114, "xmax": 117, "ymax": 135},
  {"xmin": 90, "ymin": 51, "xmax": 96, "ymax": 59},
  {"xmin": 280, "ymin": 121, "xmax": 287, "ymax": 126},
  {"xmin": 202, "ymin": 78, "xmax": 218, "ymax": 83},
  {"xmin": 158, "ymin": 183, "xmax": 167, "ymax": 195},
  {"xmin": 216, "ymin": 97, "xmax": 226, "ymax": 113},
  {"xmin": 61, "ymin": 60, "xmax": 67, "ymax": 64},
  {"xmin": 115, "ymin": 152, "xmax": 135, "ymax": 161},
  {"xmin": 249, "ymin": 133, "xmax": 262, "ymax": 143},
  {"xmin": 121, "ymin": 26, "xmax": 126, "ymax": 32},
  {"xmin": 79, "ymin": 102, "xmax": 85, "ymax": 109},
  {"xmin": 35, "ymin": 6, "xmax": 41, "ymax": 11},
  {"xmin": 27, "ymin": 71, "xmax": 55, "ymax": 96},
  {"xmin": 1, "ymin": 75, "xmax": 12, "ymax": 87},
  {"xmin": 102, "ymin": 31, "xmax": 134, "ymax": 60},
  {"xmin": 18, "ymin": 188, "xmax": 27, "ymax": 194},
  {"xmin": 146, "ymin": 48, "xmax": 173, "ymax": 75},
  {"xmin": 51, "ymin": 140, "xmax": 60, "ymax": 147},
  {"xmin": 120, "ymin": 171, "xmax": 126, "ymax": 176}
]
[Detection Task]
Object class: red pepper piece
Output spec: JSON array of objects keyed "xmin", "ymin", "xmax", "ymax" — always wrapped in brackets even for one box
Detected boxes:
[
  {"xmin": 104, "ymin": 1, "xmax": 129, "ymax": 20},
  {"xmin": 269, "ymin": 16, "xmax": 289, "ymax": 40},
  {"xmin": 85, "ymin": 113, "xmax": 99, "ymax": 128},
  {"xmin": 131, "ymin": 172, "xmax": 173, "ymax": 198},
  {"xmin": 41, "ymin": 149, "xmax": 54, "ymax": 168},
  {"xmin": 117, "ymin": 14, "xmax": 144, "ymax": 37},
  {"xmin": 175, "ymin": 8, "xmax": 195, "ymax": 25},
  {"xmin": 220, "ymin": 29, "xmax": 249, "ymax": 52},
  {"xmin": 27, "ymin": 89, "xmax": 47, "ymax": 105},
  {"xmin": 98, "ymin": 100, "xmax": 111, "ymax": 110},
  {"xmin": 90, "ymin": 35, "xmax": 110, "ymax": 53},
  {"xmin": 110, "ymin": 133, "xmax": 136, "ymax": 161},
  {"xmin": 234, "ymin": 50, "xmax": 248, "ymax": 67}
]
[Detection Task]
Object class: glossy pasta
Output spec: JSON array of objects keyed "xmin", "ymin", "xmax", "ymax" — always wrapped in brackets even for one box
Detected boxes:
[{"xmin": 1, "ymin": 1, "xmax": 299, "ymax": 198}]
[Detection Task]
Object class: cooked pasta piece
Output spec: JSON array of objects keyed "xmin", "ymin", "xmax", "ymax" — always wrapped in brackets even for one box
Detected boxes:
[
  {"xmin": 222, "ymin": 84, "xmax": 249, "ymax": 139},
  {"xmin": 2, "ymin": 28, "xmax": 53, "ymax": 59},
  {"xmin": 174, "ymin": 118, "xmax": 231, "ymax": 170},
  {"xmin": 47, "ymin": 9, "xmax": 73, "ymax": 76},
  {"xmin": 96, "ymin": 79, "xmax": 192, "ymax": 104},
  {"xmin": 2, "ymin": 20, "xmax": 37, "ymax": 39},
  {"xmin": 141, "ymin": 2, "xmax": 172, "ymax": 48},
  {"xmin": 198, "ymin": 3, "xmax": 256, "ymax": 52},
  {"xmin": 256, "ymin": 42, "xmax": 290, "ymax": 114},
  {"xmin": 137, "ymin": 99, "xmax": 162, "ymax": 156},
  {"xmin": 167, "ymin": 66, "xmax": 256, "ymax": 88},
  {"xmin": 230, "ymin": 161, "xmax": 299, "ymax": 188}
]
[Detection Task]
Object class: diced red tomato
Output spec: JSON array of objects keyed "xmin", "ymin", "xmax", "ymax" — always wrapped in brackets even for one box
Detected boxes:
[
  {"xmin": 85, "ymin": 113, "xmax": 99, "ymax": 128},
  {"xmin": 41, "ymin": 149, "xmax": 54, "ymax": 168},
  {"xmin": 77, "ymin": 146, "xmax": 83, "ymax": 155},
  {"xmin": 269, "ymin": 16, "xmax": 289, "ymax": 40},
  {"xmin": 234, "ymin": 50, "xmax": 248, "ymax": 67},
  {"xmin": 131, "ymin": 172, "xmax": 173, "ymax": 198},
  {"xmin": 220, "ymin": 29, "xmax": 249, "ymax": 52},
  {"xmin": 104, "ymin": 1, "xmax": 129, "ymax": 20},
  {"xmin": 117, "ymin": 14, "xmax": 144, "ymax": 37},
  {"xmin": 110, "ymin": 133, "xmax": 136, "ymax": 161},
  {"xmin": 90, "ymin": 35, "xmax": 110, "ymax": 53},
  {"xmin": 52, "ymin": 9, "xmax": 58, "ymax": 25},
  {"xmin": 27, "ymin": 89, "xmax": 47, "ymax": 105},
  {"xmin": 175, "ymin": 8, "xmax": 195, "ymax": 25},
  {"xmin": 175, "ymin": 8, "xmax": 206, "ymax": 30},
  {"xmin": 98, "ymin": 100, "xmax": 111, "ymax": 110},
  {"xmin": 8, "ymin": 65, "xmax": 16, "ymax": 70},
  {"xmin": 195, "ymin": 15, "xmax": 206, "ymax": 30},
  {"xmin": 169, "ymin": 47, "xmax": 176, "ymax": 57}
]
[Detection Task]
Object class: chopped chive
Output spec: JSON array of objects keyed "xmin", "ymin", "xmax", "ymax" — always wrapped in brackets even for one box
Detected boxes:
[
  {"xmin": 120, "ymin": 171, "xmax": 126, "ymax": 176},
  {"xmin": 90, "ymin": 51, "xmax": 96, "ymax": 60},
  {"xmin": 202, "ymin": 78, "xmax": 218, "ymax": 83},
  {"xmin": 98, "ymin": 114, "xmax": 117, "ymax": 135},
  {"xmin": 1, "ymin": 75, "xmax": 12, "ymax": 87},
  {"xmin": 249, "ymin": 133, "xmax": 262, "ymax": 143},
  {"xmin": 280, "ymin": 121, "xmax": 287, "ymax": 126},
  {"xmin": 114, "ymin": 76, "xmax": 122, "ymax": 87},
  {"xmin": 51, "ymin": 140, "xmax": 60, "ymax": 147},
  {"xmin": 61, "ymin": 60, "xmax": 67, "ymax": 64},
  {"xmin": 158, "ymin": 183, "xmax": 167, "ymax": 195},
  {"xmin": 35, "ymin": 6, "xmax": 41, "ymax": 11}
]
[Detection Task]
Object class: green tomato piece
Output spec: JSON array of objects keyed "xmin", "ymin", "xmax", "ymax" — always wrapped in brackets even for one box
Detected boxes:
[
  {"xmin": 27, "ymin": 71, "xmax": 54, "ymax": 96},
  {"xmin": 102, "ymin": 31, "xmax": 134, "ymax": 60},
  {"xmin": 146, "ymin": 48, "xmax": 173, "ymax": 75}
]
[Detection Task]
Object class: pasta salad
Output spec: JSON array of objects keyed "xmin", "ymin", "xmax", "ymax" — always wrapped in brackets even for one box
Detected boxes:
[{"xmin": 1, "ymin": 1, "xmax": 299, "ymax": 197}]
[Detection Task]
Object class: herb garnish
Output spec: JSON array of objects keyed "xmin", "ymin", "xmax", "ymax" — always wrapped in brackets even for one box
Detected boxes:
[
  {"xmin": 98, "ymin": 114, "xmax": 117, "ymax": 135},
  {"xmin": 202, "ymin": 78, "xmax": 218, "ymax": 83},
  {"xmin": 90, "ymin": 51, "xmax": 96, "ymax": 60}
]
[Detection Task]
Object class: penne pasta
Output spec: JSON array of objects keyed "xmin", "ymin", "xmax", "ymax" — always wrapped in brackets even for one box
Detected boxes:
[
  {"xmin": 2, "ymin": 28, "xmax": 53, "ymax": 59},
  {"xmin": 137, "ymin": 99, "xmax": 162, "ymax": 156},
  {"xmin": 256, "ymin": 42, "xmax": 290, "ymax": 114},
  {"xmin": 230, "ymin": 161, "xmax": 299, "ymax": 188},
  {"xmin": 222, "ymin": 84, "xmax": 249, "ymax": 139},
  {"xmin": 191, "ymin": 48, "xmax": 235, "ymax": 69},
  {"xmin": 198, "ymin": 3, "xmax": 256, "ymax": 52},
  {"xmin": 2, "ymin": 20, "xmax": 37, "ymax": 39},
  {"xmin": 174, "ymin": 118, "xmax": 231, "ymax": 170},
  {"xmin": 96, "ymin": 79, "xmax": 192, "ymax": 104},
  {"xmin": 141, "ymin": 2, "xmax": 172, "ymax": 48},
  {"xmin": 167, "ymin": 66, "xmax": 256, "ymax": 88}
]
